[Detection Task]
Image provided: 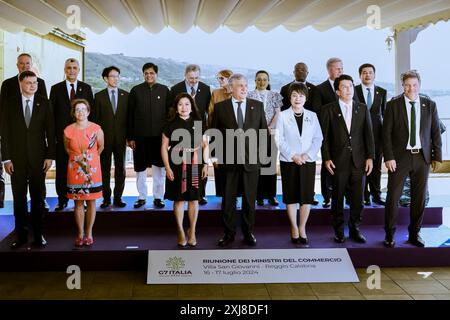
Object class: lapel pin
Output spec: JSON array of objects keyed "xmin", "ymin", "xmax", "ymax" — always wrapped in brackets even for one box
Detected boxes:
[
  {"xmin": 121, "ymin": 93, "xmax": 124, "ymax": 96},
  {"xmin": 79, "ymin": 87, "xmax": 82, "ymax": 92},
  {"xmin": 338, "ymin": 114, "xmax": 342, "ymax": 117},
  {"xmin": 157, "ymin": 96, "xmax": 160, "ymax": 99},
  {"xmin": 251, "ymin": 106, "xmax": 254, "ymax": 110},
  {"xmin": 376, "ymin": 91, "xmax": 379, "ymax": 95},
  {"xmin": 422, "ymin": 104, "xmax": 425, "ymax": 107},
  {"xmin": 37, "ymin": 103, "xmax": 40, "ymax": 106}
]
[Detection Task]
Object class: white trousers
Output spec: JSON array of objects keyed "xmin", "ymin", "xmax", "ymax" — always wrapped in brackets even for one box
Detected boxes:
[{"xmin": 136, "ymin": 166, "xmax": 166, "ymax": 200}]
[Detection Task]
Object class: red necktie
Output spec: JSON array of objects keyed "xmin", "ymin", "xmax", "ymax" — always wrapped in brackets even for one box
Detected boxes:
[{"xmin": 70, "ymin": 84, "xmax": 76, "ymax": 101}]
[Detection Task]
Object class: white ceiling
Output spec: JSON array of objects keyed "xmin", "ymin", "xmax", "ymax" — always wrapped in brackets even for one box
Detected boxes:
[{"xmin": 0, "ymin": 0, "xmax": 449, "ymax": 36}]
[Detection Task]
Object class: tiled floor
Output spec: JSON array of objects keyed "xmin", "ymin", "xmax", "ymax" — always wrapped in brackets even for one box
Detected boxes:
[{"xmin": 1, "ymin": 268, "xmax": 450, "ymax": 300}]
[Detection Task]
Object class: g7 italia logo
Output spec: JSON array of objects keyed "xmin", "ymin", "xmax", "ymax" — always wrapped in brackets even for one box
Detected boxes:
[{"xmin": 159, "ymin": 257, "xmax": 192, "ymax": 276}]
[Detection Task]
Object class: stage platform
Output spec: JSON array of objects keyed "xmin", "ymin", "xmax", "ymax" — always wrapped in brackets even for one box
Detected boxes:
[{"xmin": 0, "ymin": 196, "xmax": 449, "ymax": 271}]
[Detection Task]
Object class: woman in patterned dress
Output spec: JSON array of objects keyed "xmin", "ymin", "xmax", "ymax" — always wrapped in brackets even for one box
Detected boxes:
[
  {"xmin": 162, "ymin": 93, "xmax": 209, "ymax": 247},
  {"xmin": 248, "ymin": 70, "xmax": 282, "ymax": 206},
  {"xmin": 64, "ymin": 99, "xmax": 104, "ymax": 247}
]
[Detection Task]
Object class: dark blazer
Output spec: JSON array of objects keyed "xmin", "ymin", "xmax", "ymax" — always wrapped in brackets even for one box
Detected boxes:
[
  {"xmin": 320, "ymin": 100, "xmax": 375, "ymax": 169},
  {"xmin": 212, "ymin": 98, "xmax": 268, "ymax": 172},
  {"xmin": 127, "ymin": 82, "xmax": 170, "ymax": 139},
  {"xmin": 49, "ymin": 80, "xmax": 94, "ymax": 143},
  {"xmin": 354, "ymin": 84, "xmax": 387, "ymax": 146},
  {"xmin": 1, "ymin": 94, "xmax": 55, "ymax": 168},
  {"xmin": 280, "ymin": 81, "xmax": 317, "ymax": 112},
  {"xmin": 313, "ymin": 80, "xmax": 338, "ymax": 113},
  {"xmin": 94, "ymin": 88, "xmax": 129, "ymax": 146},
  {"xmin": 170, "ymin": 81, "xmax": 211, "ymax": 122},
  {"xmin": 0, "ymin": 75, "xmax": 47, "ymax": 123},
  {"xmin": 383, "ymin": 95, "xmax": 442, "ymax": 165}
]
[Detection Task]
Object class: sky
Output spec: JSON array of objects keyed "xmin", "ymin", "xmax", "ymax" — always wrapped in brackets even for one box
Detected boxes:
[{"xmin": 84, "ymin": 21, "xmax": 450, "ymax": 91}]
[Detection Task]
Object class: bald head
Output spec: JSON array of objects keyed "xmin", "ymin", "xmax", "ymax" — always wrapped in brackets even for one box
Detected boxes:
[{"xmin": 294, "ymin": 62, "xmax": 309, "ymax": 82}]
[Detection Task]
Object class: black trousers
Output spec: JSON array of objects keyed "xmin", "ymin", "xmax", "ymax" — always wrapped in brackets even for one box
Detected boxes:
[
  {"xmin": 55, "ymin": 142, "xmax": 69, "ymax": 203},
  {"xmin": 365, "ymin": 144, "xmax": 383, "ymax": 200},
  {"xmin": 11, "ymin": 164, "xmax": 46, "ymax": 240},
  {"xmin": 0, "ymin": 151, "xmax": 5, "ymax": 204},
  {"xmin": 331, "ymin": 162, "xmax": 365, "ymax": 234},
  {"xmin": 321, "ymin": 164, "xmax": 333, "ymax": 202},
  {"xmin": 256, "ymin": 134, "xmax": 277, "ymax": 199},
  {"xmin": 385, "ymin": 152, "xmax": 429, "ymax": 237},
  {"xmin": 222, "ymin": 166, "xmax": 259, "ymax": 236},
  {"xmin": 100, "ymin": 142, "xmax": 126, "ymax": 201}
]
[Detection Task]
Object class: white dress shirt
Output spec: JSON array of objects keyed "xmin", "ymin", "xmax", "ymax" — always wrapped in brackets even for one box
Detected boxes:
[
  {"xmin": 66, "ymin": 80, "xmax": 78, "ymax": 98},
  {"xmin": 22, "ymin": 94, "xmax": 34, "ymax": 117},
  {"xmin": 185, "ymin": 81, "xmax": 198, "ymax": 96},
  {"xmin": 404, "ymin": 95, "xmax": 422, "ymax": 149},
  {"xmin": 231, "ymin": 97, "xmax": 246, "ymax": 124},
  {"xmin": 338, "ymin": 99, "xmax": 353, "ymax": 132},
  {"xmin": 361, "ymin": 83, "xmax": 375, "ymax": 106},
  {"xmin": 328, "ymin": 79, "xmax": 335, "ymax": 92}
]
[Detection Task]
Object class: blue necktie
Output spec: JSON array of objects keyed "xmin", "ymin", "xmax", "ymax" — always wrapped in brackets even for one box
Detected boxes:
[
  {"xmin": 237, "ymin": 101, "xmax": 244, "ymax": 129},
  {"xmin": 366, "ymin": 88, "xmax": 373, "ymax": 109}
]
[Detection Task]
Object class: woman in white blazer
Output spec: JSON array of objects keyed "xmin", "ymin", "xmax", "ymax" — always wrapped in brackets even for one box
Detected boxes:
[{"xmin": 275, "ymin": 83, "xmax": 323, "ymax": 244}]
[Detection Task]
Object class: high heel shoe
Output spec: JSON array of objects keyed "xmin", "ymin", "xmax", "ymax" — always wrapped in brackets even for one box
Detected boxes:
[
  {"xmin": 187, "ymin": 228, "xmax": 197, "ymax": 247},
  {"xmin": 291, "ymin": 237, "xmax": 300, "ymax": 244},
  {"xmin": 84, "ymin": 237, "xmax": 94, "ymax": 246},
  {"xmin": 299, "ymin": 236, "xmax": 309, "ymax": 245},
  {"xmin": 74, "ymin": 237, "xmax": 84, "ymax": 247}
]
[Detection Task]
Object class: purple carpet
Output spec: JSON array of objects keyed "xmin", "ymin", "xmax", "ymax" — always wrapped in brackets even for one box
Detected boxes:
[{"xmin": 0, "ymin": 196, "xmax": 449, "ymax": 271}]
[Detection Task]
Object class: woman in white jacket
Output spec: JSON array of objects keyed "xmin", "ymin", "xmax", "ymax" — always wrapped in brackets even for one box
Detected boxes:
[{"xmin": 275, "ymin": 83, "xmax": 323, "ymax": 244}]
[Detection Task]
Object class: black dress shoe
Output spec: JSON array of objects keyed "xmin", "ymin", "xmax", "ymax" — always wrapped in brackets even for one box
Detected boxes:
[
  {"xmin": 299, "ymin": 236, "xmax": 309, "ymax": 245},
  {"xmin": 244, "ymin": 233, "xmax": 257, "ymax": 246},
  {"xmin": 199, "ymin": 197, "xmax": 208, "ymax": 205},
  {"xmin": 113, "ymin": 199, "xmax": 126, "ymax": 208},
  {"xmin": 100, "ymin": 200, "xmax": 111, "ymax": 209},
  {"xmin": 312, "ymin": 198, "xmax": 319, "ymax": 206},
  {"xmin": 256, "ymin": 199, "xmax": 264, "ymax": 206},
  {"xmin": 33, "ymin": 236, "xmax": 47, "ymax": 248},
  {"xmin": 364, "ymin": 199, "xmax": 371, "ymax": 206},
  {"xmin": 44, "ymin": 200, "xmax": 50, "ymax": 212},
  {"xmin": 153, "ymin": 199, "xmax": 165, "ymax": 208},
  {"xmin": 334, "ymin": 234, "xmax": 346, "ymax": 243},
  {"xmin": 349, "ymin": 230, "xmax": 367, "ymax": 243},
  {"xmin": 373, "ymin": 198, "xmax": 386, "ymax": 206},
  {"xmin": 218, "ymin": 234, "xmax": 235, "ymax": 247},
  {"xmin": 55, "ymin": 201, "xmax": 68, "ymax": 211},
  {"xmin": 0, "ymin": 202, "xmax": 4, "ymax": 208},
  {"xmin": 384, "ymin": 237, "xmax": 396, "ymax": 248},
  {"xmin": 10, "ymin": 239, "xmax": 27, "ymax": 249},
  {"xmin": 134, "ymin": 199, "xmax": 146, "ymax": 208},
  {"xmin": 322, "ymin": 200, "xmax": 331, "ymax": 208},
  {"xmin": 268, "ymin": 197, "xmax": 279, "ymax": 206},
  {"xmin": 408, "ymin": 234, "xmax": 425, "ymax": 247}
]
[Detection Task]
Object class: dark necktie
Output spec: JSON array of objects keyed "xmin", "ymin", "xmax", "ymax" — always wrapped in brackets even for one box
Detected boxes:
[
  {"xmin": 111, "ymin": 90, "xmax": 117, "ymax": 114},
  {"xmin": 366, "ymin": 88, "xmax": 373, "ymax": 109},
  {"xmin": 410, "ymin": 101, "xmax": 416, "ymax": 147},
  {"xmin": 190, "ymin": 86, "xmax": 195, "ymax": 97},
  {"xmin": 24, "ymin": 99, "xmax": 31, "ymax": 128},
  {"xmin": 236, "ymin": 101, "xmax": 244, "ymax": 129},
  {"xmin": 70, "ymin": 83, "xmax": 76, "ymax": 101}
]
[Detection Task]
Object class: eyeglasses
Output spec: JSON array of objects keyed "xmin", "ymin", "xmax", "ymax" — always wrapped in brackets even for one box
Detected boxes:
[{"xmin": 75, "ymin": 108, "xmax": 88, "ymax": 113}]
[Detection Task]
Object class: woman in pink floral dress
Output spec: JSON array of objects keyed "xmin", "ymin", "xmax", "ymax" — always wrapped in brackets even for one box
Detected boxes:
[{"xmin": 64, "ymin": 99, "xmax": 104, "ymax": 247}]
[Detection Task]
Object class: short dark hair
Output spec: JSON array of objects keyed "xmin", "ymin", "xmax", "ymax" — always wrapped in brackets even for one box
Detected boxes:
[
  {"xmin": 334, "ymin": 74, "xmax": 354, "ymax": 92},
  {"xmin": 401, "ymin": 70, "xmax": 421, "ymax": 84},
  {"xmin": 288, "ymin": 82, "xmax": 309, "ymax": 100},
  {"xmin": 167, "ymin": 93, "xmax": 201, "ymax": 122},
  {"xmin": 142, "ymin": 62, "xmax": 158, "ymax": 74},
  {"xmin": 19, "ymin": 71, "xmax": 36, "ymax": 81},
  {"xmin": 102, "ymin": 66, "xmax": 120, "ymax": 78},
  {"xmin": 71, "ymin": 99, "xmax": 91, "ymax": 120},
  {"xmin": 359, "ymin": 63, "xmax": 376, "ymax": 75}
]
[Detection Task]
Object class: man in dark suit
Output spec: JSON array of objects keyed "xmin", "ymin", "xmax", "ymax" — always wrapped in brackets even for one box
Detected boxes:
[
  {"xmin": 1, "ymin": 71, "xmax": 55, "ymax": 248},
  {"xmin": 354, "ymin": 63, "xmax": 387, "ymax": 206},
  {"xmin": 50, "ymin": 58, "xmax": 94, "ymax": 210},
  {"xmin": 127, "ymin": 62, "xmax": 170, "ymax": 209},
  {"xmin": 280, "ymin": 62, "xmax": 317, "ymax": 113},
  {"xmin": 170, "ymin": 64, "xmax": 211, "ymax": 205},
  {"xmin": 0, "ymin": 53, "xmax": 48, "ymax": 209},
  {"xmin": 383, "ymin": 70, "xmax": 442, "ymax": 248},
  {"xmin": 320, "ymin": 74, "xmax": 374, "ymax": 244},
  {"xmin": 212, "ymin": 74, "xmax": 268, "ymax": 247},
  {"xmin": 94, "ymin": 66, "xmax": 128, "ymax": 208},
  {"xmin": 314, "ymin": 58, "xmax": 344, "ymax": 208}
]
